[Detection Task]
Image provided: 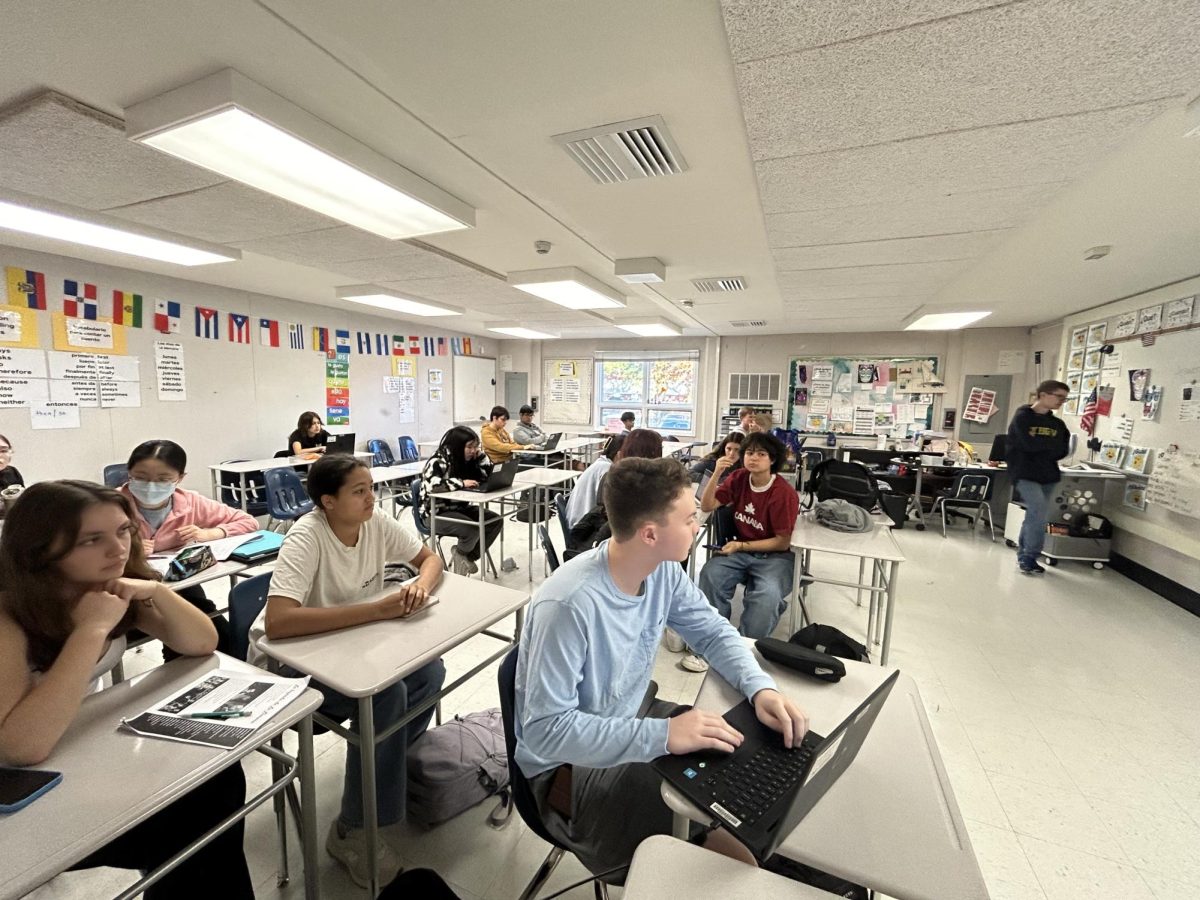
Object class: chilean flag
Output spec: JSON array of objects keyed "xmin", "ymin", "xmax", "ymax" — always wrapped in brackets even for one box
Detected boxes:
[{"xmin": 259, "ymin": 318, "xmax": 280, "ymax": 347}]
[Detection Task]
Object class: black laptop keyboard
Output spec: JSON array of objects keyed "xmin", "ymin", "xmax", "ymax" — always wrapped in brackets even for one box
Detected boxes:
[{"xmin": 702, "ymin": 739, "xmax": 814, "ymax": 826}]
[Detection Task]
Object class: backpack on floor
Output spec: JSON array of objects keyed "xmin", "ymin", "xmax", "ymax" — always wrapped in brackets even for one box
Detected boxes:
[
  {"xmin": 790, "ymin": 623, "xmax": 870, "ymax": 664},
  {"xmin": 803, "ymin": 459, "xmax": 879, "ymax": 511},
  {"xmin": 406, "ymin": 708, "xmax": 513, "ymax": 828}
]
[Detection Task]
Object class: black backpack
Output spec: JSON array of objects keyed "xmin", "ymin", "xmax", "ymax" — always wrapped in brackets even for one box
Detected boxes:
[
  {"xmin": 803, "ymin": 459, "xmax": 879, "ymax": 511},
  {"xmin": 790, "ymin": 623, "xmax": 870, "ymax": 663}
]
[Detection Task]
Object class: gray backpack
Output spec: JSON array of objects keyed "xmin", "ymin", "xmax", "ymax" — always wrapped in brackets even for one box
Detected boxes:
[{"xmin": 406, "ymin": 709, "xmax": 512, "ymax": 828}]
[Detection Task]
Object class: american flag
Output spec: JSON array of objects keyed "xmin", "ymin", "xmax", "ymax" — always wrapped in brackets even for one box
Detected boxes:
[{"xmin": 1079, "ymin": 387, "xmax": 1098, "ymax": 435}]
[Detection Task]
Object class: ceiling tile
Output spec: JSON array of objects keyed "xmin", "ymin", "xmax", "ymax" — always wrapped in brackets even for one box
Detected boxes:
[
  {"xmin": 772, "ymin": 230, "xmax": 1004, "ymax": 269},
  {"xmin": 775, "ymin": 274, "xmax": 939, "ymax": 300},
  {"xmin": 233, "ymin": 226, "xmax": 406, "ymax": 264},
  {"xmin": 777, "ymin": 259, "xmax": 967, "ymax": 286},
  {"xmin": 332, "ymin": 253, "xmax": 474, "ymax": 282}
]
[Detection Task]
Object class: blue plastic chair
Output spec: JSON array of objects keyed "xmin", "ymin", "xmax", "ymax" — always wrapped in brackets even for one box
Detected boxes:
[
  {"xmin": 397, "ymin": 435, "xmax": 419, "ymax": 462},
  {"xmin": 218, "ymin": 461, "xmax": 270, "ymax": 515},
  {"xmin": 410, "ymin": 479, "xmax": 449, "ymax": 564},
  {"xmin": 368, "ymin": 439, "xmax": 396, "ymax": 466},
  {"xmin": 228, "ymin": 572, "xmax": 272, "ymax": 663},
  {"xmin": 102, "ymin": 463, "xmax": 128, "ymax": 488},
  {"xmin": 263, "ymin": 468, "xmax": 314, "ymax": 531}
]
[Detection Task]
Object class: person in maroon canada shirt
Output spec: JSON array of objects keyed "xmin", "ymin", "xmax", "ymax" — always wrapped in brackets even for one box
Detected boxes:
[{"xmin": 695, "ymin": 431, "xmax": 798, "ymax": 646}]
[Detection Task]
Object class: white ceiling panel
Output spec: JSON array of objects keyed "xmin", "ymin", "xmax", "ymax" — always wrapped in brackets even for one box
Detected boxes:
[
  {"xmin": 233, "ymin": 227, "xmax": 416, "ymax": 265},
  {"xmin": 331, "ymin": 252, "xmax": 476, "ymax": 283},
  {"xmin": 738, "ymin": 0, "xmax": 1200, "ymax": 160},
  {"xmin": 772, "ymin": 229, "xmax": 1006, "ymax": 268},
  {"xmin": 776, "ymin": 260, "xmax": 967, "ymax": 287},
  {"xmin": 775, "ymin": 276, "xmax": 939, "ymax": 301}
]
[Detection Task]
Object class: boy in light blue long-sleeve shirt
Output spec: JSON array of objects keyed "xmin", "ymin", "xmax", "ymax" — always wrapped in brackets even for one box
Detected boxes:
[{"xmin": 515, "ymin": 456, "xmax": 808, "ymax": 878}]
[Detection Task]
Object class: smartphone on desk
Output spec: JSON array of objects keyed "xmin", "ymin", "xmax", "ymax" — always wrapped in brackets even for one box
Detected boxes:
[{"xmin": 0, "ymin": 766, "xmax": 62, "ymax": 814}]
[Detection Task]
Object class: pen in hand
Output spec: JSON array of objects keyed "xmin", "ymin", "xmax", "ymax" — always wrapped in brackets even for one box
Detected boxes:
[{"xmin": 184, "ymin": 710, "xmax": 250, "ymax": 720}]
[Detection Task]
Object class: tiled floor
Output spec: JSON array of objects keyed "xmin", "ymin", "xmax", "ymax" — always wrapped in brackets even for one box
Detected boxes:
[{"xmin": 25, "ymin": 515, "xmax": 1200, "ymax": 899}]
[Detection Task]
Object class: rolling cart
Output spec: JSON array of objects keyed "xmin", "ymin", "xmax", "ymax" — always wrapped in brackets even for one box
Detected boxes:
[{"xmin": 1002, "ymin": 465, "xmax": 1124, "ymax": 569}]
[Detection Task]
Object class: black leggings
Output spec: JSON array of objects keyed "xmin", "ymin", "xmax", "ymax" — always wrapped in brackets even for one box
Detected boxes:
[
  {"xmin": 71, "ymin": 763, "xmax": 253, "ymax": 899},
  {"xmin": 435, "ymin": 509, "xmax": 503, "ymax": 561},
  {"xmin": 161, "ymin": 584, "xmax": 232, "ymax": 662}
]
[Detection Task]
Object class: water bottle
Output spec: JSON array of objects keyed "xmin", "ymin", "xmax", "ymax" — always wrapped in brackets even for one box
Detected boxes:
[{"xmin": 825, "ymin": 432, "xmax": 836, "ymax": 448}]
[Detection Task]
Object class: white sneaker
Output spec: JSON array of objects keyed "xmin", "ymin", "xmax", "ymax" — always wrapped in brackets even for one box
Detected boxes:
[
  {"xmin": 663, "ymin": 628, "xmax": 686, "ymax": 653},
  {"xmin": 326, "ymin": 820, "xmax": 402, "ymax": 888},
  {"xmin": 680, "ymin": 653, "xmax": 710, "ymax": 673}
]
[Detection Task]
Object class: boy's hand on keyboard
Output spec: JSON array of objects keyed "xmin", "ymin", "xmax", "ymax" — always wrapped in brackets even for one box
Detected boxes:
[
  {"xmin": 752, "ymin": 689, "xmax": 809, "ymax": 749},
  {"xmin": 667, "ymin": 709, "xmax": 744, "ymax": 754}
]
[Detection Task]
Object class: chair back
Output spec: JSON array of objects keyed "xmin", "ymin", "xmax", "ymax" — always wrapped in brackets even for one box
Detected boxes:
[
  {"xmin": 273, "ymin": 450, "xmax": 291, "ymax": 459},
  {"xmin": 953, "ymin": 472, "xmax": 993, "ymax": 502},
  {"xmin": 710, "ymin": 504, "xmax": 738, "ymax": 547},
  {"xmin": 263, "ymin": 467, "xmax": 314, "ymax": 521},
  {"xmin": 227, "ymin": 572, "xmax": 272, "ymax": 661},
  {"xmin": 538, "ymin": 524, "xmax": 560, "ymax": 573},
  {"xmin": 102, "ymin": 463, "xmax": 129, "ymax": 488},
  {"xmin": 410, "ymin": 477, "xmax": 432, "ymax": 538},
  {"xmin": 218, "ymin": 461, "xmax": 270, "ymax": 515},
  {"xmin": 397, "ymin": 435, "xmax": 419, "ymax": 462},
  {"xmin": 368, "ymin": 439, "xmax": 396, "ymax": 467},
  {"xmin": 497, "ymin": 647, "xmax": 565, "ymax": 850},
  {"xmin": 553, "ymin": 491, "xmax": 571, "ymax": 544}
]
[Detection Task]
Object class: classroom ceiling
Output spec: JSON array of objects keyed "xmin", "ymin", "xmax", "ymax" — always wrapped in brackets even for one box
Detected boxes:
[{"xmin": 0, "ymin": 1, "xmax": 1198, "ymax": 339}]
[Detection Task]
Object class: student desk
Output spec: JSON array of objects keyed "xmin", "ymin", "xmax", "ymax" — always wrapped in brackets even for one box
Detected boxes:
[
  {"xmin": 428, "ymin": 482, "xmax": 528, "ymax": 580},
  {"xmin": 624, "ymin": 835, "xmax": 832, "ymax": 899},
  {"xmin": 661, "ymin": 441, "xmax": 701, "ymax": 458},
  {"xmin": 557, "ymin": 436, "xmax": 606, "ymax": 467},
  {"xmin": 209, "ymin": 452, "xmax": 373, "ymax": 510},
  {"xmin": 256, "ymin": 573, "xmax": 530, "ymax": 898},
  {"xmin": 661, "ymin": 655, "xmax": 987, "ymax": 900},
  {"xmin": 0, "ymin": 654, "xmax": 323, "ymax": 900},
  {"xmin": 514, "ymin": 467, "xmax": 579, "ymax": 581},
  {"xmin": 370, "ymin": 462, "xmax": 423, "ymax": 512},
  {"xmin": 788, "ymin": 514, "xmax": 904, "ymax": 665}
]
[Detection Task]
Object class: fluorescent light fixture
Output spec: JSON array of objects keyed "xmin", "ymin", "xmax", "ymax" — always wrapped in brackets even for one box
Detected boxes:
[
  {"xmin": 336, "ymin": 284, "xmax": 462, "ymax": 317},
  {"xmin": 125, "ymin": 69, "xmax": 475, "ymax": 240},
  {"xmin": 507, "ymin": 266, "xmax": 626, "ymax": 310},
  {"xmin": 0, "ymin": 188, "xmax": 239, "ymax": 266},
  {"xmin": 903, "ymin": 310, "xmax": 992, "ymax": 330},
  {"xmin": 615, "ymin": 316, "xmax": 683, "ymax": 337},
  {"xmin": 487, "ymin": 323, "xmax": 559, "ymax": 340},
  {"xmin": 614, "ymin": 257, "xmax": 666, "ymax": 284}
]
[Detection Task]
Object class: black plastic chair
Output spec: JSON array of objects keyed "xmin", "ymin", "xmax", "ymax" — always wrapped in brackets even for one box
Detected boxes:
[
  {"xmin": 263, "ymin": 468, "xmax": 314, "ymax": 532},
  {"xmin": 102, "ymin": 463, "xmax": 128, "ymax": 488},
  {"xmin": 218, "ymin": 460, "xmax": 270, "ymax": 516},
  {"xmin": 538, "ymin": 524, "xmax": 560, "ymax": 575},
  {"xmin": 397, "ymin": 435, "xmax": 420, "ymax": 463},
  {"xmin": 932, "ymin": 471, "xmax": 995, "ymax": 541},
  {"xmin": 554, "ymin": 492, "xmax": 571, "ymax": 546}
]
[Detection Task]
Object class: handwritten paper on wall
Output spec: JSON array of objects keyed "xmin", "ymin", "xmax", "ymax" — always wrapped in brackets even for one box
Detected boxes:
[
  {"xmin": 30, "ymin": 401, "xmax": 80, "ymax": 430},
  {"xmin": 1146, "ymin": 448, "xmax": 1200, "ymax": 519}
]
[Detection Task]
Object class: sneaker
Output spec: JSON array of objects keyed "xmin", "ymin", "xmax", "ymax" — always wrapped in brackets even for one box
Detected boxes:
[
  {"xmin": 1019, "ymin": 561, "xmax": 1046, "ymax": 575},
  {"xmin": 680, "ymin": 653, "xmax": 710, "ymax": 673},
  {"xmin": 663, "ymin": 628, "xmax": 686, "ymax": 653},
  {"xmin": 326, "ymin": 820, "xmax": 402, "ymax": 888},
  {"xmin": 449, "ymin": 548, "xmax": 477, "ymax": 576}
]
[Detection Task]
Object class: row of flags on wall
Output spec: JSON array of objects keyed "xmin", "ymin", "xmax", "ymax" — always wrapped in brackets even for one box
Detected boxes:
[{"xmin": 5, "ymin": 265, "xmax": 477, "ymax": 356}]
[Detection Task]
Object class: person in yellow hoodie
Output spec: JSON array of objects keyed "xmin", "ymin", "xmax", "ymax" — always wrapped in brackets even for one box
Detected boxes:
[{"xmin": 481, "ymin": 405, "xmax": 525, "ymax": 464}]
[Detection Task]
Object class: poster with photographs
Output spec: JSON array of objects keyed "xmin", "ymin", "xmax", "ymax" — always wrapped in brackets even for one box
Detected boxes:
[
  {"xmin": 1163, "ymin": 295, "xmax": 1195, "ymax": 328},
  {"xmin": 1067, "ymin": 349, "xmax": 1085, "ymax": 372},
  {"xmin": 1086, "ymin": 322, "xmax": 1107, "ymax": 347},
  {"xmin": 1069, "ymin": 326, "xmax": 1088, "ymax": 350},
  {"xmin": 1123, "ymin": 482, "xmax": 1147, "ymax": 511},
  {"xmin": 1113, "ymin": 311, "xmax": 1137, "ymax": 338},
  {"xmin": 1081, "ymin": 370, "xmax": 1101, "ymax": 393},
  {"xmin": 1137, "ymin": 305, "xmax": 1162, "ymax": 334}
]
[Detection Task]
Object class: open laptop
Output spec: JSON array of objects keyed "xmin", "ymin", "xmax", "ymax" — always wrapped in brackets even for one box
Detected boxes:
[
  {"xmin": 326, "ymin": 432, "xmax": 356, "ymax": 454},
  {"xmin": 654, "ymin": 670, "xmax": 898, "ymax": 861},
  {"xmin": 540, "ymin": 432, "xmax": 563, "ymax": 451},
  {"xmin": 463, "ymin": 459, "xmax": 519, "ymax": 492}
]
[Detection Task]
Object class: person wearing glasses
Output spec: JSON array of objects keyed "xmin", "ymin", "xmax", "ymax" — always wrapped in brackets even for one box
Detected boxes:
[
  {"xmin": 1006, "ymin": 380, "xmax": 1072, "ymax": 575},
  {"xmin": 0, "ymin": 435, "xmax": 22, "ymax": 490}
]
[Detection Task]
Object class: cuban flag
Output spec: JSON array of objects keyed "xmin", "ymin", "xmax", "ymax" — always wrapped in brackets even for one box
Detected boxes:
[
  {"xmin": 195, "ymin": 306, "xmax": 220, "ymax": 340},
  {"xmin": 287, "ymin": 322, "xmax": 305, "ymax": 350},
  {"xmin": 392, "ymin": 334, "xmax": 405, "ymax": 356},
  {"xmin": 423, "ymin": 337, "xmax": 435, "ymax": 356},
  {"xmin": 356, "ymin": 331, "xmax": 374, "ymax": 354},
  {"xmin": 409, "ymin": 335, "xmax": 421, "ymax": 355},
  {"xmin": 63, "ymin": 280, "xmax": 98, "ymax": 319},
  {"xmin": 259, "ymin": 318, "xmax": 280, "ymax": 347},
  {"xmin": 228, "ymin": 313, "xmax": 251, "ymax": 344},
  {"xmin": 5, "ymin": 267, "xmax": 46, "ymax": 309},
  {"xmin": 312, "ymin": 327, "xmax": 329, "ymax": 353},
  {"xmin": 335, "ymin": 329, "xmax": 351, "ymax": 353},
  {"xmin": 110, "ymin": 291, "xmax": 143, "ymax": 327},
  {"xmin": 154, "ymin": 299, "xmax": 181, "ymax": 334}
]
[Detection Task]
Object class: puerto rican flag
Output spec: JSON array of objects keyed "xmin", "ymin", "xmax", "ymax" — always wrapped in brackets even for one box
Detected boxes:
[
  {"xmin": 5, "ymin": 267, "xmax": 46, "ymax": 309},
  {"xmin": 154, "ymin": 299, "xmax": 181, "ymax": 334},
  {"xmin": 228, "ymin": 313, "xmax": 251, "ymax": 344},
  {"xmin": 259, "ymin": 318, "xmax": 280, "ymax": 347},
  {"xmin": 63, "ymin": 280, "xmax": 98, "ymax": 319},
  {"xmin": 195, "ymin": 306, "xmax": 220, "ymax": 340}
]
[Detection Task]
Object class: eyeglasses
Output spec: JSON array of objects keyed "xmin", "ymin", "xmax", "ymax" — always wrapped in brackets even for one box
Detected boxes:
[
  {"xmin": 1050, "ymin": 393, "xmax": 1070, "ymax": 401},
  {"xmin": 0, "ymin": 446, "xmax": 11, "ymax": 454}
]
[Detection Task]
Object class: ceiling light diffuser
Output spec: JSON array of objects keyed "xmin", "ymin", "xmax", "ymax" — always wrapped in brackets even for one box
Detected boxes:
[
  {"xmin": 615, "ymin": 317, "xmax": 683, "ymax": 337},
  {"xmin": 507, "ymin": 266, "xmax": 626, "ymax": 310},
  {"xmin": 336, "ymin": 285, "xmax": 462, "ymax": 317},
  {"xmin": 125, "ymin": 69, "xmax": 475, "ymax": 240},
  {"xmin": 903, "ymin": 310, "xmax": 992, "ymax": 331},
  {"xmin": 0, "ymin": 189, "xmax": 238, "ymax": 266},
  {"xmin": 487, "ymin": 324, "xmax": 559, "ymax": 340},
  {"xmin": 614, "ymin": 257, "xmax": 666, "ymax": 284}
]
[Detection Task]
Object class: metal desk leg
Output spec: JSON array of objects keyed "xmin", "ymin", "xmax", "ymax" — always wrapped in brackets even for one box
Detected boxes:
[
  {"xmin": 429, "ymin": 495, "xmax": 439, "ymax": 555},
  {"xmin": 479, "ymin": 502, "xmax": 488, "ymax": 581},
  {"xmin": 881, "ymin": 560, "xmax": 899, "ymax": 665},
  {"xmin": 866, "ymin": 558, "xmax": 878, "ymax": 647},
  {"xmin": 269, "ymin": 735, "xmax": 290, "ymax": 886},
  {"xmin": 856, "ymin": 558, "xmax": 866, "ymax": 607},
  {"xmin": 788, "ymin": 546, "xmax": 802, "ymax": 636},
  {"xmin": 239, "ymin": 472, "xmax": 249, "ymax": 511},
  {"xmin": 527, "ymin": 486, "xmax": 535, "ymax": 584},
  {"xmin": 297, "ymin": 715, "xmax": 318, "ymax": 900},
  {"xmin": 359, "ymin": 698, "xmax": 379, "ymax": 898}
]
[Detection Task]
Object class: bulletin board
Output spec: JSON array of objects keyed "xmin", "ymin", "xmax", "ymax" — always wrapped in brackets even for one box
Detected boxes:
[
  {"xmin": 786, "ymin": 356, "xmax": 941, "ymax": 437},
  {"xmin": 541, "ymin": 357, "xmax": 592, "ymax": 425}
]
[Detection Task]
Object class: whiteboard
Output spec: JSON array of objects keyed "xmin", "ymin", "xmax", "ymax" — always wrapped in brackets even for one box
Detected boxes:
[{"xmin": 452, "ymin": 355, "xmax": 498, "ymax": 422}]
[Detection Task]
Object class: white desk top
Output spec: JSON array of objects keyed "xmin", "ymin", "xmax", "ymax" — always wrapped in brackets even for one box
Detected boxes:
[
  {"xmin": 668, "ymin": 652, "xmax": 986, "ymax": 900},
  {"xmin": 434, "ymin": 482, "xmax": 530, "ymax": 505},
  {"xmin": 661, "ymin": 442, "xmax": 697, "ymax": 457},
  {"xmin": 210, "ymin": 451, "xmax": 372, "ymax": 474},
  {"xmin": 790, "ymin": 512, "xmax": 905, "ymax": 563},
  {"xmin": 557, "ymin": 436, "xmax": 605, "ymax": 451},
  {"xmin": 0, "ymin": 654, "xmax": 321, "ymax": 899},
  {"xmin": 624, "ymin": 836, "xmax": 830, "ymax": 899},
  {"xmin": 165, "ymin": 558, "xmax": 249, "ymax": 592},
  {"xmin": 515, "ymin": 467, "xmax": 579, "ymax": 487},
  {"xmin": 371, "ymin": 462, "xmax": 423, "ymax": 483},
  {"xmin": 256, "ymin": 572, "xmax": 529, "ymax": 697}
]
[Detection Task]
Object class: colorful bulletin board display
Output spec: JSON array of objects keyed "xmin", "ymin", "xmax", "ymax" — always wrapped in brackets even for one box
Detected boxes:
[
  {"xmin": 787, "ymin": 356, "xmax": 941, "ymax": 437},
  {"xmin": 51, "ymin": 312, "xmax": 127, "ymax": 355},
  {"xmin": 325, "ymin": 350, "xmax": 350, "ymax": 426},
  {"xmin": 0, "ymin": 307, "xmax": 40, "ymax": 348}
]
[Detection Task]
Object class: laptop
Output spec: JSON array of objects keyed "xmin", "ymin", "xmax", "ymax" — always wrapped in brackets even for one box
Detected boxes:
[
  {"xmin": 228, "ymin": 530, "xmax": 285, "ymax": 563},
  {"xmin": 463, "ymin": 459, "xmax": 519, "ymax": 492},
  {"xmin": 540, "ymin": 432, "xmax": 563, "ymax": 451},
  {"xmin": 326, "ymin": 432, "xmax": 356, "ymax": 454},
  {"xmin": 654, "ymin": 670, "xmax": 898, "ymax": 861}
]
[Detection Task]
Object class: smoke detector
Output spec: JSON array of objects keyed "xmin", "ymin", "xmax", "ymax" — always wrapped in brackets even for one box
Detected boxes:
[{"xmin": 1084, "ymin": 245, "xmax": 1112, "ymax": 261}]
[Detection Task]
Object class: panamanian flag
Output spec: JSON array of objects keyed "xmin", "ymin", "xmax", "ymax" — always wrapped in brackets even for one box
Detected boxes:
[
  {"xmin": 5, "ymin": 267, "xmax": 46, "ymax": 309},
  {"xmin": 259, "ymin": 318, "xmax": 280, "ymax": 347},
  {"xmin": 154, "ymin": 299, "xmax": 181, "ymax": 334},
  {"xmin": 63, "ymin": 280, "xmax": 98, "ymax": 319},
  {"xmin": 195, "ymin": 306, "xmax": 220, "ymax": 340},
  {"xmin": 110, "ymin": 290, "xmax": 143, "ymax": 327},
  {"xmin": 228, "ymin": 312, "xmax": 251, "ymax": 344},
  {"xmin": 287, "ymin": 322, "xmax": 305, "ymax": 350}
]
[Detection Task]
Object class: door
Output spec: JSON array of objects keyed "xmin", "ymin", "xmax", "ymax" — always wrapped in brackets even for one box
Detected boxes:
[
  {"xmin": 959, "ymin": 374, "xmax": 1013, "ymax": 444},
  {"xmin": 505, "ymin": 372, "xmax": 528, "ymax": 414}
]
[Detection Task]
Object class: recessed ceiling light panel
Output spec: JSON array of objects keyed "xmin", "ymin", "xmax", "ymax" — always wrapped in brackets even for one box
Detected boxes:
[
  {"xmin": 487, "ymin": 323, "xmax": 559, "ymax": 340},
  {"xmin": 507, "ymin": 266, "xmax": 626, "ymax": 310},
  {"xmin": 615, "ymin": 316, "xmax": 682, "ymax": 337},
  {"xmin": 336, "ymin": 284, "xmax": 463, "ymax": 317},
  {"xmin": 903, "ymin": 310, "xmax": 991, "ymax": 330}
]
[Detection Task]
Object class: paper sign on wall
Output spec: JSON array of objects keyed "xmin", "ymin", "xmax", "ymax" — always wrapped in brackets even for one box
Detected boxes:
[
  {"xmin": 0, "ymin": 308, "xmax": 39, "ymax": 348},
  {"xmin": 30, "ymin": 401, "xmax": 80, "ymax": 429},
  {"xmin": 997, "ymin": 350, "xmax": 1026, "ymax": 374},
  {"xmin": 155, "ymin": 342, "xmax": 186, "ymax": 402},
  {"xmin": 0, "ymin": 347, "xmax": 46, "ymax": 378},
  {"xmin": 0, "ymin": 377, "xmax": 50, "ymax": 407}
]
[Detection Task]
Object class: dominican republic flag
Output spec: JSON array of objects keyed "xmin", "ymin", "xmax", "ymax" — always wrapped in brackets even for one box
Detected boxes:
[
  {"xmin": 5, "ymin": 267, "xmax": 46, "ymax": 309},
  {"xmin": 154, "ymin": 299, "xmax": 181, "ymax": 334},
  {"xmin": 195, "ymin": 306, "xmax": 220, "ymax": 340},
  {"xmin": 1080, "ymin": 387, "xmax": 1098, "ymax": 436},
  {"xmin": 335, "ymin": 329, "xmax": 351, "ymax": 353},
  {"xmin": 463, "ymin": 337, "xmax": 472, "ymax": 355},
  {"xmin": 409, "ymin": 335, "xmax": 421, "ymax": 355},
  {"xmin": 259, "ymin": 318, "xmax": 280, "ymax": 347},
  {"xmin": 312, "ymin": 327, "xmax": 330, "ymax": 353},
  {"xmin": 287, "ymin": 322, "xmax": 305, "ymax": 349},
  {"xmin": 391, "ymin": 335, "xmax": 405, "ymax": 356},
  {"xmin": 110, "ymin": 291, "xmax": 143, "ymax": 327},
  {"xmin": 63, "ymin": 280, "xmax": 98, "ymax": 319},
  {"xmin": 423, "ymin": 337, "xmax": 435, "ymax": 356},
  {"xmin": 228, "ymin": 313, "xmax": 251, "ymax": 344}
]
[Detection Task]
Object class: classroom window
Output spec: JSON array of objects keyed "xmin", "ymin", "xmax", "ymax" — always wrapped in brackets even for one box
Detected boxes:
[{"xmin": 596, "ymin": 358, "xmax": 697, "ymax": 434}]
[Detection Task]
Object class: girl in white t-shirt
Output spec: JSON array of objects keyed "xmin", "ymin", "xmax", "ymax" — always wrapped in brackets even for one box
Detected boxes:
[{"xmin": 259, "ymin": 454, "xmax": 445, "ymax": 888}]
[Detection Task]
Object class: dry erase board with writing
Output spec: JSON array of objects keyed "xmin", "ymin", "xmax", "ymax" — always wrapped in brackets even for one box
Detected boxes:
[{"xmin": 786, "ymin": 356, "xmax": 940, "ymax": 437}]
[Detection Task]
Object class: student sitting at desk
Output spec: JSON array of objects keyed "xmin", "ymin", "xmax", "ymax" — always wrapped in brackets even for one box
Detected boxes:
[
  {"xmin": 251, "ymin": 454, "xmax": 445, "ymax": 888},
  {"xmin": 567, "ymin": 429, "xmax": 662, "ymax": 554},
  {"xmin": 480, "ymin": 405, "xmax": 525, "ymax": 464},
  {"xmin": 0, "ymin": 481, "xmax": 253, "ymax": 899},
  {"xmin": 689, "ymin": 432, "xmax": 744, "ymax": 484},
  {"xmin": 512, "ymin": 404, "xmax": 548, "ymax": 448},
  {"xmin": 420, "ymin": 425, "xmax": 505, "ymax": 576},
  {"xmin": 516, "ymin": 457, "xmax": 808, "ymax": 880},
  {"xmin": 288, "ymin": 410, "xmax": 331, "ymax": 456},
  {"xmin": 120, "ymin": 439, "xmax": 258, "ymax": 657},
  {"xmin": 0, "ymin": 433, "xmax": 24, "ymax": 490},
  {"xmin": 563, "ymin": 432, "xmax": 625, "ymax": 529},
  {"xmin": 694, "ymin": 432, "xmax": 798, "ymax": 661}
]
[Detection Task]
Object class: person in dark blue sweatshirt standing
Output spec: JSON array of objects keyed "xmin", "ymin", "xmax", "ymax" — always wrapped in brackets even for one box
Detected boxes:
[{"xmin": 1006, "ymin": 380, "xmax": 1072, "ymax": 574}]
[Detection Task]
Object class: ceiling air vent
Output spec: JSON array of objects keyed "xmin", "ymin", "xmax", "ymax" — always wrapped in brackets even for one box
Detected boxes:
[
  {"xmin": 729, "ymin": 319, "xmax": 767, "ymax": 328},
  {"xmin": 554, "ymin": 115, "xmax": 688, "ymax": 184},
  {"xmin": 693, "ymin": 276, "xmax": 747, "ymax": 293}
]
